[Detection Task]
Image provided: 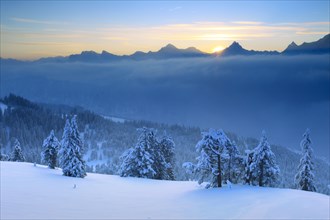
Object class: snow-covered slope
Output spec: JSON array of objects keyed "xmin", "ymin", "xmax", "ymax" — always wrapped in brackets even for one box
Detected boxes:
[
  {"xmin": 102, "ymin": 115, "xmax": 127, "ymax": 123},
  {"xmin": 1, "ymin": 162, "xmax": 329, "ymax": 219},
  {"xmin": 0, "ymin": 102, "xmax": 8, "ymax": 115}
]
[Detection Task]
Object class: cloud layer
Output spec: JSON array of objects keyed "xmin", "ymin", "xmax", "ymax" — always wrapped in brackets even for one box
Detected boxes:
[{"xmin": 1, "ymin": 55, "xmax": 329, "ymax": 157}]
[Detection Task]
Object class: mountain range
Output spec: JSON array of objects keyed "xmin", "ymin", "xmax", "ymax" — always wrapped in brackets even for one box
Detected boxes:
[
  {"xmin": 1, "ymin": 34, "xmax": 329, "ymax": 63},
  {"xmin": 282, "ymin": 34, "xmax": 330, "ymax": 55}
]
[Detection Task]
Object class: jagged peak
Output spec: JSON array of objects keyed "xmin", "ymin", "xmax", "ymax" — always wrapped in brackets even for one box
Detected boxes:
[
  {"xmin": 284, "ymin": 41, "xmax": 299, "ymax": 51},
  {"xmin": 80, "ymin": 50, "xmax": 98, "ymax": 55},
  {"xmin": 289, "ymin": 41, "xmax": 298, "ymax": 47},
  {"xmin": 101, "ymin": 50, "xmax": 110, "ymax": 55},
  {"xmin": 228, "ymin": 41, "xmax": 243, "ymax": 49}
]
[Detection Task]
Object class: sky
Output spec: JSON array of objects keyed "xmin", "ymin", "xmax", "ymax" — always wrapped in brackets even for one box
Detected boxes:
[{"xmin": 0, "ymin": 1, "xmax": 329, "ymax": 59}]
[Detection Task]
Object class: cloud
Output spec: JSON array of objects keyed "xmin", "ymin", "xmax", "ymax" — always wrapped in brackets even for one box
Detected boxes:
[
  {"xmin": 169, "ymin": 6, "xmax": 182, "ymax": 12},
  {"xmin": 11, "ymin": 17, "xmax": 70, "ymax": 25},
  {"xmin": 296, "ymin": 31, "xmax": 329, "ymax": 35},
  {"xmin": 1, "ymin": 55, "xmax": 329, "ymax": 158},
  {"xmin": 2, "ymin": 20, "xmax": 329, "ymax": 58},
  {"xmin": 232, "ymin": 21, "xmax": 264, "ymax": 25}
]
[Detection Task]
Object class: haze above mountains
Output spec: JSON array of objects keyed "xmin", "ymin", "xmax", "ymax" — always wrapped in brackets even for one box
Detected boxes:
[{"xmin": 2, "ymin": 34, "xmax": 329, "ymax": 62}]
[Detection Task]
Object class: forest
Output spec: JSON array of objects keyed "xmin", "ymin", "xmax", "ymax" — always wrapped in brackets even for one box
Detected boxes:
[{"xmin": 0, "ymin": 94, "xmax": 329, "ymax": 194}]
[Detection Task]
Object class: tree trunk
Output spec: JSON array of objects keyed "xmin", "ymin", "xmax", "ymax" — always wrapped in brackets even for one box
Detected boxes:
[
  {"xmin": 217, "ymin": 154, "xmax": 222, "ymax": 187},
  {"xmin": 259, "ymin": 162, "xmax": 264, "ymax": 186},
  {"xmin": 228, "ymin": 158, "xmax": 232, "ymax": 182}
]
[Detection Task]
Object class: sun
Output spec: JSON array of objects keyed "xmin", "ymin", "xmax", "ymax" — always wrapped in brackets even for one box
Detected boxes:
[{"xmin": 212, "ymin": 46, "xmax": 224, "ymax": 53}]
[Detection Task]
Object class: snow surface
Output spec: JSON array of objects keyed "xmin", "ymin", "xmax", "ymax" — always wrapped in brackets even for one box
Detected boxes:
[
  {"xmin": 0, "ymin": 102, "xmax": 7, "ymax": 115},
  {"xmin": 102, "ymin": 115, "xmax": 126, "ymax": 123},
  {"xmin": 1, "ymin": 162, "xmax": 329, "ymax": 219}
]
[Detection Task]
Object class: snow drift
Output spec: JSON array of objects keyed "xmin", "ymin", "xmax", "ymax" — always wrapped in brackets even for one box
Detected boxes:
[{"xmin": 1, "ymin": 162, "xmax": 329, "ymax": 219}]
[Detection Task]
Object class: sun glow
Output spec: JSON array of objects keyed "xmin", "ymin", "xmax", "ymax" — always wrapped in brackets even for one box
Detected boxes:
[{"xmin": 212, "ymin": 46, "xmax": 225, "ymax": 53}]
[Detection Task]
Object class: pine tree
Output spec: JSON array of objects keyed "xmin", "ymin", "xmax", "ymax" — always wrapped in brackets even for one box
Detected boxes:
[
  {"xmin": 249, "ymin": 131, "xmax": 280, "ymax": 187},
  {"xmin": 59, "ymin": 116, "xmax": 86, "ymax": 178},
  {"xmin": 157, "ymin": 133, "xmax": 175, "ymax": 180},
  {"xmin": 223, "ymin": 141, "xmax": 243, "ymax": 184},
  {"xmin": 295, "ymin": 129, "xmax": 316, "ymax": 192},
  {"xmin": 59, "ymin": 118, "xmax": 70, "ymax": 169},
  {"xmin": 10, "ymin": 139, "xmax": 25, "ymax": 162},
  {"xmin": 193, "ymin": 129, "xmax": 230, "ymax": 188},
  {"xmin": 0, "ymin": 153, "xmax": 9, "ymax": 161},
  {"xmin": 244, "ymin": 149, "xmax": 254, "ymax": 185},
  {"xmin": 119, "ymin": 127, "xmax": 157, "ymax": 179},
  {"xmin": 41, "ymin": 130, "xmax": 60, "ymax": 169}
]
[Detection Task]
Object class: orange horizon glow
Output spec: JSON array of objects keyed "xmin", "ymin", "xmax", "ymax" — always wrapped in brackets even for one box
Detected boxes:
[
  {"xmin": 212, "ymin": 46, "xmax": 225, "ymax": 53},
  {"xmin": 1, "ymin": 20, "xmax": 329, "ymax": 60}
]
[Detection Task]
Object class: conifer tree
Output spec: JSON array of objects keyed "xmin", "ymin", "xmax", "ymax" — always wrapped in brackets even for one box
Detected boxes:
[
  {"xmin": 223, "ymin": 141, "xmax": 243, "ymax": 183},
  {"xmin": 193, "ymin": 129, "xmax": 230, "ymax": 188},
  {"xmin": 10, "ymin": 139, "xmax": 25, "ymax": 162},
  {"xmin": 59, "ymin": 116, "xmax": 86, "ymax": 178},
  {"xmin": 157, "ymin": 134, "xmax": 176, "ymax": 180},
  {"xmin": 295, "ymin": 129, "xmax": 316, "ymax": 192},
  {"xmin": 244, "ymin": 149, "xmax": 254, "ymax": 185},
  {"xmin": 41, "ymin": 130, "xmax": 60, "ymax": 169},
  {"xmin": 0, "ymin": 153, "xmax": 9, "ymax": 161},
  {"xmin": 119, "ymin": 127, "xmax": 157, "ymax": 178},
  {"xmin": 59, "ymin": 118, "xmax": 70, "ymax": 169},
  {"xmin": 249, "ymin": 131, "xmax": 280, "ymax": 187}
]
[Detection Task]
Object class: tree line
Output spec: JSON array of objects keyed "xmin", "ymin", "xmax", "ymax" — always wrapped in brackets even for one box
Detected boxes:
[{"xmin": 1, "ymin": 113, "xmax": 317, "ymax": 192}]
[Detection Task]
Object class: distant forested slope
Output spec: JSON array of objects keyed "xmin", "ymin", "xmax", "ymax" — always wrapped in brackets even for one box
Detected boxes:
[{"xmin": 0, "ymin": 94, "xmax": 329, "ymax": 194}]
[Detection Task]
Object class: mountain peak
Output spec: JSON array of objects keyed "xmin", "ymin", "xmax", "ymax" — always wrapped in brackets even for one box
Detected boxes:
[
  {"xmin": 287, "ymin": 41, "xmax": 298, "ymax": 50},
  {"xmin": 80, "ymin": 50, "xmax": 98, "ymax": 56},
  {"xmin": 283, "ymin": 34, "xmax": 330, "ymax": 54},
  {"xmin": 219, "ymin": 41, "xmax": 246, "ymax": 56},
  {"xmin": 228, "ymin": 41, "xmax": 243, "ymax": 49},
  {"xmin": 158, "ymin": 43, "xmax": 179, "ymax": 53},
  {"xmin": 185, "ymin": 46, "xmax": 202, "ymax": 53},
  {"xmin": 164, "ymin": 43, "xmax": 177, "ymax": 49}
]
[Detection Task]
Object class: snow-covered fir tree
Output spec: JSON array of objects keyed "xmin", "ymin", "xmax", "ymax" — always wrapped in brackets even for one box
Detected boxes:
[
  {"xmin": 223, "ymin": 140, "xmax": 244, "ymax": 184},
  {"xmin": 41, "ymin": 130, "xmax": 60, "ymax": 169},
  {"xmin": 244, "ymin": 149, "xmax": 254, "ymax": 185},
  {"xmin": 59, "ymin": 119, "xmax": 70, "ymax": 169},
  {"xmin": 295, "ymin": 129, "xmax": 316, "ymax": 192},
  {"xmin": 156, "ymin": 133, "xmax": 176, "ymax": 180},
  {"xmin": 189, "ymin": 129, "xmax": 231, "ymax": 188},
  {"xmin": 0, "ymin": 153, "xmax": 9, "ymax": 161},
  {"xmin": 249, "ymin": 131, "xmax": 280, "ymax": 187},
  {"xmin": 59, "ymin": 116, "xmax": 86, "ymax": 178},
  {"xmin": 10, "ymin": 139, "xmax": 25, "ymax": 162},
  {"xmin": 119, "ymin": 127, "xmax": 157, "ymax": 179}
]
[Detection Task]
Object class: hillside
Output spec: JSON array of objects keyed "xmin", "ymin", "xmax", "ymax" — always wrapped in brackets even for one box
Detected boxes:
[
  {"xmin": 1, "ymin": 162, "xmax": 329, "ymax": 219},
  {"xmin": 0, "ymin": 94, "xmax": 329, "ymax": 194}
]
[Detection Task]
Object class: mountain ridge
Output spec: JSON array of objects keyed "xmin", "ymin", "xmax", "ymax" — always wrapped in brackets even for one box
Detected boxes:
[
  {"xmin": 283, "ymin": 34, "xmax": 330, "ymax": 55},
  {"xmin": 1, "ymin": 34, "xmax": 329, "ymax": 62}
]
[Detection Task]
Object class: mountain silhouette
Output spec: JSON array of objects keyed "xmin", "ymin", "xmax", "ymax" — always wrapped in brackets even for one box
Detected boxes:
[
  {"xmin": 129, "ymin": 44, "xmax": 207, "ymax": 60},
  {"xmin": 2, "ymin": 34, "xmax": 329, "ymax": 63},
  {"xmin": 220, "ymin": 41, "xmax": 279, "ymax": 56},
  {"xmin": 283, "ymin": 34, "xmax": 330, "ymax": 55},
  {"xmin": 68, "ymin": 50, "xmax": 120, "ymax": 62}
]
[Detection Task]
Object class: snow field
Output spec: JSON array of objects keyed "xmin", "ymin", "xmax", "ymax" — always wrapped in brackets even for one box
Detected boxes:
[{"xmin": 1, "ymin": 162, "xmax": 329, "ymax": 219}]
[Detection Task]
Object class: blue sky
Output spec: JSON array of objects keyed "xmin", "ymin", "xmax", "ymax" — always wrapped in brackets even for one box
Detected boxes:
[{"xmin": 1, "ymin": 1, "xmax": 329, "ymax": 59}]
